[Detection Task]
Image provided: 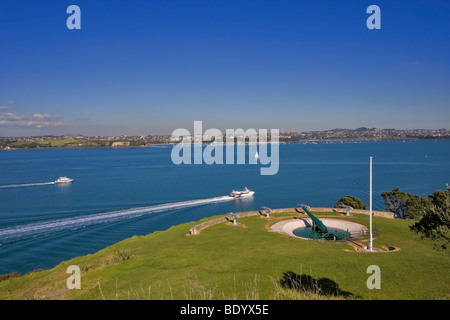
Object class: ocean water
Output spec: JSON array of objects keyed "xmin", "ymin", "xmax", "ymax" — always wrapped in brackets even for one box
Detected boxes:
[{"xmin": 0, "ymin": 140, "xmax": 449, "ymax": 274}]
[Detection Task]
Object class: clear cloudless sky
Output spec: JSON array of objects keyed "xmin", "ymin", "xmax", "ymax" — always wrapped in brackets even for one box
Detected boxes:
[{"xmin": 0, "ymin": 0, "xmax": 449, "ymax": 136}]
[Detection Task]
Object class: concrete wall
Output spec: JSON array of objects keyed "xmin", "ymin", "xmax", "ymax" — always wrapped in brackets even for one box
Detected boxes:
[
  {"xmin": 261, "ymin": 207, "xmax": 393, "ymax": 219},
  {"xmin": 307, "ymin": 207, "xmax": 394, "ymax": 219},
  {"xmin": 189, "ymin": 211, "xmax": 261, "ymax": 235},
  {"xmin": 188, "ymin": 207, "xmax": 393, "ymax": 235}
]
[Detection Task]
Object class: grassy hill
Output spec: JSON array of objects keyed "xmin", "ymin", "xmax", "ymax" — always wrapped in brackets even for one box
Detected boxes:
[{"xmin": 0, "ymin": 211, "xmax": 449, "ymax": 300}]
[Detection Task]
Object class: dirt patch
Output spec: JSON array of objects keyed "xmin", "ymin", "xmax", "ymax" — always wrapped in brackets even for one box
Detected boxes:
[
  {"xmin": 225, "ymin": 222, "xmax": 247, "ymax": 228},
  {"xmin": 43, "ymin": 287, "xmax": 68, "ymax": 300}
]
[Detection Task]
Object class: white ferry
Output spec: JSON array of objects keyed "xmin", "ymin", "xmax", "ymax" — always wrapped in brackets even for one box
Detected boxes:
[
  {"xmin": 54, "ymin": 176, "xmax": 74, "ymax": 184},
  {"xmin": 229, "ymin": 187, "xmax": 255, "ymax": 199}
]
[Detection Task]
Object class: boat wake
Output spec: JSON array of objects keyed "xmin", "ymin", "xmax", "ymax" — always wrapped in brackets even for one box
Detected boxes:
[
  {"xmin": 0, "ymin": 195, "xmax": 234, "ymax": 243},
  {"xmin": 0, "ymin": 182, "xmax": 55, "ymax": 189}
]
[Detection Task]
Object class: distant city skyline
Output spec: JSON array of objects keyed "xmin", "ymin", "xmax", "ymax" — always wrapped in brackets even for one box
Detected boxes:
[{"xmin": 1, "ymin": 0, "xmax": 449, "ymax": 136}]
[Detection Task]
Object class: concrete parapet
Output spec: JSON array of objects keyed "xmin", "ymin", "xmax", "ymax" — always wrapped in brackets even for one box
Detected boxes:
[
  {"xmin": 188, "ymin": 211, "xmax": 263, "ymax": 235},
  {"xmin": 309, "ymin": 207, "xmax": 394, "ymax": 219},
  {"xmin": 188, "ymin": 207, "xmax": 393, "ymax": 235}
]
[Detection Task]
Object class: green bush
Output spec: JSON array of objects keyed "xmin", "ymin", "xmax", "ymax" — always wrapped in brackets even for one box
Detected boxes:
[{"xmin": 333, "ymin": 195, "xmax": 368, "ymax": 210}]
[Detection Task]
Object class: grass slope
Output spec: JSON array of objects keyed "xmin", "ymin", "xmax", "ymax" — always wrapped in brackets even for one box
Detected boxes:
[{"xmin": 0, "ymin": 212, "xmax": 449, "ymax": 300}]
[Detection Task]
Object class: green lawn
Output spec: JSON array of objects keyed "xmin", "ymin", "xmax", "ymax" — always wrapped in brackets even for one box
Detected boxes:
[{"xmin": 0, "ymin": 211, "xmax": 449, "ymax": 300}]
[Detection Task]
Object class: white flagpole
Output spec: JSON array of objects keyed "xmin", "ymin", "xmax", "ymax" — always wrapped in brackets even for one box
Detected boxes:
[{"xmin": 368, "ymin": 156, "xmax": 373, "ymax": 251}]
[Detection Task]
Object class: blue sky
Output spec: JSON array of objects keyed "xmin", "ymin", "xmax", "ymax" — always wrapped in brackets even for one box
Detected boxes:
[{"xmin": 0, "ymin": 0, "xmax": 449, "ymax": 136}]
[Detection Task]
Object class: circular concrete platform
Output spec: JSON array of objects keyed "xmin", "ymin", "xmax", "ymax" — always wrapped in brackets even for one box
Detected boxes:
[{"xmin": 270, "ymin": 218, "xmax": 368, "ymax": 240}]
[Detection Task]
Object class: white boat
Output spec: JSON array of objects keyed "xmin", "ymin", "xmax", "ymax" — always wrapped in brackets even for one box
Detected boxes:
[
  {"xmin": 55, "ymin": 176, "xmax": 74, "ymax": 184},
  {"xmin": 229, "ymin": 187, "xmax": 255, "ymax": 199}
]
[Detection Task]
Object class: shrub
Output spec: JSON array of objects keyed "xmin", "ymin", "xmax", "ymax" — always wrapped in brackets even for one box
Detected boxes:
[
  {"xmin": 333, "ymin": 195, "xmax": 368, "ymax": 210},
  {"xmin": 105, "ymin": 249, "xmax": 134, "ymax": 266}
]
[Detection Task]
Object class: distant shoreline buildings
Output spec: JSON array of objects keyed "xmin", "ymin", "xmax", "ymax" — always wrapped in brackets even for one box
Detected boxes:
[{"xmin": 1, "ymin": 127, "xmax": 450, "ymax": 150}]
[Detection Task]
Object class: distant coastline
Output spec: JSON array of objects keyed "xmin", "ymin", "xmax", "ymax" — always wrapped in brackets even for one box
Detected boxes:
[{"xmin": 1, "ymin": 127, "xmax": 450, "ymax": 150}]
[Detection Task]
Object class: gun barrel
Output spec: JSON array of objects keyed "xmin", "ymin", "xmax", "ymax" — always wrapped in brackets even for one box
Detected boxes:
[{"xmin": 301, "ymin": 206, "xmax": 328, "ymax": 234}]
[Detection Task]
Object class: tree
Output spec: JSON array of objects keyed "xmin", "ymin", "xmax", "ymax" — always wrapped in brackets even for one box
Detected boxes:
[
  {"xmin": 410, "ymin": 187, "xmax": 450, "ymax": 250},
  {"xmin": 403, "ymin": 194, "xmax": 430, "ymax": 220},
  {"xmin": 381, "ymin": 188, "xmax": 409, "ymax": 218},
  {"xmin": 380, "ymin": 187, "xmax": 429, "ymax": 219},
  {"xmin": 333, "ymin": 195, "xmax": 368, "ymax": 210},
  {"xmin": 429, "ymin": 189, "xmax": 449, "ymax": 207}
]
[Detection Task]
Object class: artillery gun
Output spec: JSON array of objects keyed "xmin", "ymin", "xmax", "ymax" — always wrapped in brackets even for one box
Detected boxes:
[{"xmin": 298, "ymin": 205, "xmax": 350, "ymax": 240}]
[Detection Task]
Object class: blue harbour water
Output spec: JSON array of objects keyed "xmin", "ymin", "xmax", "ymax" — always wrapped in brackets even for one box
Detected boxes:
[{"xmin": 0, "ymin": 141, "xmax": 449, "ymax": 274}]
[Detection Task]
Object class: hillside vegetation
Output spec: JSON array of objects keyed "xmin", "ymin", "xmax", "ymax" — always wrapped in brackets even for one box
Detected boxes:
[{"xmin": 0, "ymin": 211, "xmax": 449, "ymax": 300}]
